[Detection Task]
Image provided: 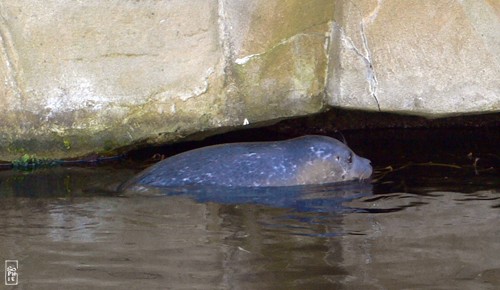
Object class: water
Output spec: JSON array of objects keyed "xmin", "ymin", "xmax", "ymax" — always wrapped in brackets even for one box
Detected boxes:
[{"xmin": 0, "ymin": 128, "xmax": 498, "ymax": 289}]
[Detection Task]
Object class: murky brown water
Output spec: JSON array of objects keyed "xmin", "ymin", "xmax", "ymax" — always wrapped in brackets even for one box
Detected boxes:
[{"xmin": 0, "ymin": 128, "xmax": 498, "ymax": 289}]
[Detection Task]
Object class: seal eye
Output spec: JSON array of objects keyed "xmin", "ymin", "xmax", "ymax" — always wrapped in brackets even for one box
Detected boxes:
[{"xmin": 347, "ymin": 153, "xmax": 353, "ymax": 163}]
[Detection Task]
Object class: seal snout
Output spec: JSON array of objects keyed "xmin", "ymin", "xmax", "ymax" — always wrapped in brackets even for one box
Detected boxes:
[{"xmin": 353, "ymin": 156, "xmax": 373, "ymax": 180}]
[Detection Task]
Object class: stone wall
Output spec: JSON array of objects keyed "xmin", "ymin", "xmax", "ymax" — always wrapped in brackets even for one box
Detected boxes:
[
  {"xmin": 0, "ymin": 0, "xmax": 498, "ymax": 160},
  {"xmin": 328, "ymin": 0, "xmax": 499, "ymax": 115}
]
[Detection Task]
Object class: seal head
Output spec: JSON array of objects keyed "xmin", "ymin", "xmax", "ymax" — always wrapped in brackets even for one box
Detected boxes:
[{"xmin": 121, "ymin": 135, "xmax": 372, "ymax": 189}]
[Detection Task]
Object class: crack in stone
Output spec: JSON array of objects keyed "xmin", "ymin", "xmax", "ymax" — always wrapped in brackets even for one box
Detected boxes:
[
  {"xmin": 216, "ymin": 0, "xmax": 234, "ymax": 83},
  {"xmin": 149, "ymin": 67, "xmax": 215, "ymax": 103},
  {"xmin": 99, "ymin": 53, "xmax": 158, "ymax": 58},
  {"xmin": 234, "ymin": 32, "xmax": 324, "ymax": 65},
  {"xmin": 359, "ymin": 21, "xmax": 381, "ymax": 111},
  {"xmin": 360, "ymin": 0, "xmax": 382, "ymax": 111},
  {"xmin": 177, "ymin": 67, "xmax": 214, "ymax": 101},
  {"xmin": 338, "ymin": 0, "xmax": 383, "ymax": 111}
]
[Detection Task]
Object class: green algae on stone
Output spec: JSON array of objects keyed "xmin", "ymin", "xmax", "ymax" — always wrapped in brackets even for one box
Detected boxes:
[
  {"xmin": 63, "ymin": 139, "xmax": 72, "ymax": 150},
  {"xmin": 11, "ymin": 154, "xmax": 61, "ymax": 170}
]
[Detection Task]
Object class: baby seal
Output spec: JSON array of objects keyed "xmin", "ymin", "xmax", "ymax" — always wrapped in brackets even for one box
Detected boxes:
[{"xmin": 121, "ymin": 135, "xmax": 372, "ymax": 189}]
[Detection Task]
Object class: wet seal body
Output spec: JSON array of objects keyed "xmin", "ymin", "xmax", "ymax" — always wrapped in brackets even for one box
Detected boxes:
[{"xmin": 121, "ymin": 135, "xmax": 372, "ymax": 190}]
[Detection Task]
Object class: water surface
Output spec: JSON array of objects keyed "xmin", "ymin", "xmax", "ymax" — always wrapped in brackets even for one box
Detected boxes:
[{"xmin": 0, "ymin": 128, "xmax": 498, "ymax": 289}]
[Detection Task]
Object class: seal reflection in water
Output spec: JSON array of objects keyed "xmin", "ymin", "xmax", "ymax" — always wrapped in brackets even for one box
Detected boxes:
[{"xmin": 122, "ymin": 135, "xmax": 372, "ymax": 189}]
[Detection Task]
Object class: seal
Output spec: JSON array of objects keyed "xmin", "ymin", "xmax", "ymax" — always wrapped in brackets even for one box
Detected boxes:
[{"xmin": 121, "ymin": 135, "xmax": 372, "ymax": 189}]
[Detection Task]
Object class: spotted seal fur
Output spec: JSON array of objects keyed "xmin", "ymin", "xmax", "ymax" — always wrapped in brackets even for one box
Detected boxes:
[{"xmin": 121, "ymin": 135, "xmax": 372, "ymax": 189}]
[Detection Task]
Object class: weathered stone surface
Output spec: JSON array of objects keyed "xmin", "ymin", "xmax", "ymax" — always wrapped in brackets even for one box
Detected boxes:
[
  {"xmin": 0, "ymin": 0, "xmax": 227, "ymax": 160},
  {"xmin": 0, "ymin": 0, "xmax": 333, "ymax": 161},
  {"xmin": 222, "ymin": 0, "xmax": 333, "ymax": 122},
  {"xmin": 0, "ymin": 0, "xmax": 498, "ymax": 160},
  {"xmin": 327, "ymin": 0, "xmax": 500, "ymax": 115}
]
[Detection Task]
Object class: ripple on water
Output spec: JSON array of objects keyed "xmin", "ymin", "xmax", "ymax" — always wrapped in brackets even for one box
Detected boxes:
[{"xmin": 0, "ymin": 126, "xmax": 498, "ymax": 289}]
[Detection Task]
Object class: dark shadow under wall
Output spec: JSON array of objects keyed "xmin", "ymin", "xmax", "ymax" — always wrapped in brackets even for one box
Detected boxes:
[
  {"xmin": 126, "ymin": 109, "xmax": 500, "ymax": 171},
  {"xmin": 0, "ymin": 109, "xmax": 497, "ymax": 198}
]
